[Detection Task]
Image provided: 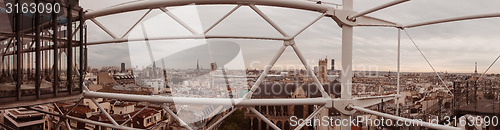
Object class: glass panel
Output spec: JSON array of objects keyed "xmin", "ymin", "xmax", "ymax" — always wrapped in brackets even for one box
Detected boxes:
[
  {"xmin": 0, "ymin": 0, "xmax": 17, "ymax": 99},
  {"xmin": 40, "ymin": 40, "xmax": 54, "ymax": 95},
  {"xmin": 0, "ymin": 0, "xmax": 82, "ymax": 103},
  {"xmin": 0, "ymin": 48, "xmax": 16, "ymax": 98}
]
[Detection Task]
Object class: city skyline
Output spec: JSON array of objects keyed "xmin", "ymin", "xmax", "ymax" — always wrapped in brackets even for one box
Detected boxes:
[
  {"xmin": 98, "ymin": 59, "xmax": 490, "ymax": 75},
  {"xmin": 81, "ymin": 0, "xmax": 500, "ymax": 73}
]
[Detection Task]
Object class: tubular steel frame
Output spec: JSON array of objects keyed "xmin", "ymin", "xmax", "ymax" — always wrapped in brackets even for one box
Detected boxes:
[
  {"xmin": 0, "ymin": 1, "xmax": 84, "ymax": 106},
  {"xmin": 4, "ymin": 0, "xmax": 500, "ymax": 130}
]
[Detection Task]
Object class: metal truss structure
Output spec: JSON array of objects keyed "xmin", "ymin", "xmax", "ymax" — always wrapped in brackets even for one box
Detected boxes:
[
  {"xmin": 0, "ymin": 0, "xmax": 84, "ymax": 105},
  {"xmin": 12, "ymin": 0, "xmax": 500, "ymax": 130}
]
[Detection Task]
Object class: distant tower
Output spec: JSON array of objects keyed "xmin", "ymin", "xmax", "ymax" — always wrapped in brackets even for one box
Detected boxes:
[
  {"xmin": 121, "ymin": 63, "xmax": 125, "ymax": 73},
  {"xmin": 474, "ymin": 62, "xmax": 478, "ymax": 75},
  {"xmin": 331, "ymin": 59, "xmax": 335, "ymax": 71},
  {"xmin": 163, "ymin": 69, "xmax": 168, "ymax": 88},
  {"xmin": 318, "ymin": 58, "xmax": 328, "ymax": 83},
  {"xmin": 196, "ymin": 59, "xmax": 200, "ymax": 70},
  {"xmin": 210, "ymin": 62, "xmax": 218, "ymax": 71},
  {"xmin": 152, "ymin": 62, "xmax": 156, "ymax": 78}
]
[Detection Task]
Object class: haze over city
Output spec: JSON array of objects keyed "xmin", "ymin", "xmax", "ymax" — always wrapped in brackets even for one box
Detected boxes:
[{"xmin": 82, "ymin": 0, "xmax": 500, "ymax": 73}]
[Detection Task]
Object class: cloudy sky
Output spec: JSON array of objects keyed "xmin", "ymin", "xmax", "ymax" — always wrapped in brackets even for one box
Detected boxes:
[{"xmin": 80, "ymin": 0, "xmax": 500, "ymax": 73}]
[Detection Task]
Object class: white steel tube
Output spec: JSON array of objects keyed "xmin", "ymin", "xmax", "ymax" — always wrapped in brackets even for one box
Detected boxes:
[
  {"xmin": 90, "ymin": 98, "xmax": 119, "ymax": 126},
  {"xmin": 291, "ymin": 44, "xmax": 330, "ymax": 98},
  {"xmin": 244, "ymin": 45, "xmax": 287, "ymax": 99},
  {"xmin": 67, "ymin": 114, "xmax": 139, "ymax": 130},
  {"xmin": 28, "ymin": 106, "xmax": 141, "ymax": 130},
  {"xmin": 402, "ymin": 30, "xmax": 453, "ymax": 97},
  {"xmin": 121, "ymin": 9, "xmax": 152, "ymax": 39},
  {"xmin": 66, "ymin": 115, "xmax": 139, "ymax": 130},
  {"xmin": 350, "ymin": 105, "xmax": 461, "ymax": 130},
  {"xmin": 306, "ymin": 0, "xmax": 342, "ymax": 7},
  {"xmin": 159, "ymin": 8, "xmax": 199, "ymax": 35},
  {"xmin": 162, "ymin": 105, "xmax": 193, "ymax": 130},
  {"xmin": 85, "ymin": 35, "xmax": 289, "ymax": 45},
  {"xmin": 292, "ymin": 13, "xmax": 325, "ymax": 38},
  {"xmin": 206, "ymin": 108, "xmax": 238, "ymax": 130},
  {"xmin": 348, "ymin": 0, "xmax": 409, "ymax": 20},
  {"xmin": 83, "ymin": 83, "xmax": 90, "ymax": 91},
  {"xmin": 396, "ymin": 28, "xmax": 401, "ymax": 116},
  {"xmin": 121, "ymin": 103, "xmax": 149, "ymax": 125},
  {"xmin": 340, "ymin": 20, "xmax": 353, "ymax": 99},
  {"xmin": 249, "ymin": 107, "xmax": 280, "ymax": 130},
  {"xmin": 55, "ymin": 98, "xmax": 84, "ymax": 129},
  {"xmin": 250, "ymin": 4, "xmax": 289, "ymax": 37},
  {"xmin": 341, "ymin": 1, "xmax": 353, "ymax": 130},
  {"xmin": 84, "ymin": 0, "xmax": 331, "ymax": 19},
  {"xmin": 64, "ymin": 98, "xmax": 83, "ymax": 116},
  {"xmin": 7, "ymin": 34, "xmax": 288, "ymax": 53},
  {"xmin": 405, "ymin": 12, "xmax": 500, "ymax": 28},
  {"xmin": 478, "ymin": 53, "xmax": 500, "ymax": 81},
  {"xmin": 64, "ymin": 120, "xmax": 71, "ymax": 130},
  {"xmin": 53, "ymin": 103, "xmax": 65, "ymax": 130},
  {"xmin": 90, "ymin": 18, "xmax": 118, "ymax": 39},
  {"xmin": 294, "ymin": 106, "xmax": 325, "ymax": 130},
  {"xmin": 204, "ymin": 5, "xmax": 241, "ymax": 34},
  {"xmin": 84, "ymin": 91, "xmax": 328, "ymax": 105}
]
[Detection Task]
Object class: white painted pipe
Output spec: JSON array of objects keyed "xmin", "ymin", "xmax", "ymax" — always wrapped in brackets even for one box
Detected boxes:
[
  {"xmin": 90, "ymin": 98, "xmax": 119, "ymax": 126},
  {"xmin": 340, "ymin": 1, "xmax": 353, "ymax": 130},
  {"xmin": 250, "ymin": 4, "xmax": 289, "ymax": 37},
  {"xmin": 29, "ymin": 107, "xmax": 141, "ymax": 130},
  {"xmin": 244, "ymin": 45, "xmax": 287, "ymax": 99},
  {"xmin": 85, "ymin": 35, "xmax": 289, "ymax": 45},
  {"xmin": 348, "ymin": 0, "xmax": 409, "ymax": 20},
  {"xmin": 162, "ymin": 105, "xmax": 193, "ymax": 130},
  {"xmin": 206, "ymin": 108, "xmax": 238, "ymax": 130},
  {"xmin": 291, "ymin": 44, "xmax": 330, "ymax": 98},
  {"xmin": 84, "ymin": 0, "xmax": 331, "ymax": 19},
  {"xmin": 84, "ymin": 91, "xmax": 329, "ymax": 105},
  {"xmin": 405, "ymin": 12, "xmax": 500, "ymax": 28},
  {"xmin": 294, "ymin": 106, "xmax": 325, "ymax": 130},
  {"xmin": 249, "ymin": 107, "xmax": 280, "ymax": 130}
]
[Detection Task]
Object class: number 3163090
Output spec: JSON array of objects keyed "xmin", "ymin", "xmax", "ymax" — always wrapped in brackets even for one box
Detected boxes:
[{"xmin": 5, "ymin": 2, "xmax": 61, "ymax": 14}]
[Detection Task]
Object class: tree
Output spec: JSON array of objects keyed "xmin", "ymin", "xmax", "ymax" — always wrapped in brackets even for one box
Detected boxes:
[
  {"xmin": 219, "ymin": 109, "xmax": 250, "ymax": 130},
  {"xmin": 484, "ymin": 92, "xmax": 495, "ymax": 99}
]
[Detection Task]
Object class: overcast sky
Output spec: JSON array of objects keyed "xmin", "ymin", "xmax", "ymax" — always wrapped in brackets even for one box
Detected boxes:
[{"xmin": 80, "ymin": 0, "xmax": 500, "ymax": 73}]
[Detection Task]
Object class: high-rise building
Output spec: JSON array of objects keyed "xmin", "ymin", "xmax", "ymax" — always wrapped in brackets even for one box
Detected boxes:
[
  {"xmin": 196, "ymin": 60, "xmax": 200, "ymax": 70},
  {"xmin": 121, "ymin": 63, "xmax": 126, "ymax": 72},
  {"xmin": 331, "ymin": 59, "xmax": 335, "ymax": 71},
  {"xmin": 318, "ymin": 58, "xmax": 328, "ymax": 83}
]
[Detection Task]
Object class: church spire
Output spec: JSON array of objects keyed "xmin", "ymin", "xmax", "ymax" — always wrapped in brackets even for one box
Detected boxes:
[{"xmin": 474, "ymin": 62, "xmax": 478, "ymax": 74}]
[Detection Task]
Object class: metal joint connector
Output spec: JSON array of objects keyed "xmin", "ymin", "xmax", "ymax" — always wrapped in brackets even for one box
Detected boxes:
[
  {"xmin": 324, "ymin": 9, "xmax": 335, "ymax": 17},
  {"xmin": 284, "ymin": 40, "xmax": 295, "ymax": 46},
  {"xmin": 346, "ymin": 16, "xmax": 356, "ymax": 22},
  {"xmin": 345, "ymin": 103, "xmax": 353, "ymax": 111},
  {"xmin": 396, "ymin": 24, "xmax": 404, "ymax": 29},
  {"xmin": 325, "ymin": 99, "xmax": 333, "ymax": 108}
]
